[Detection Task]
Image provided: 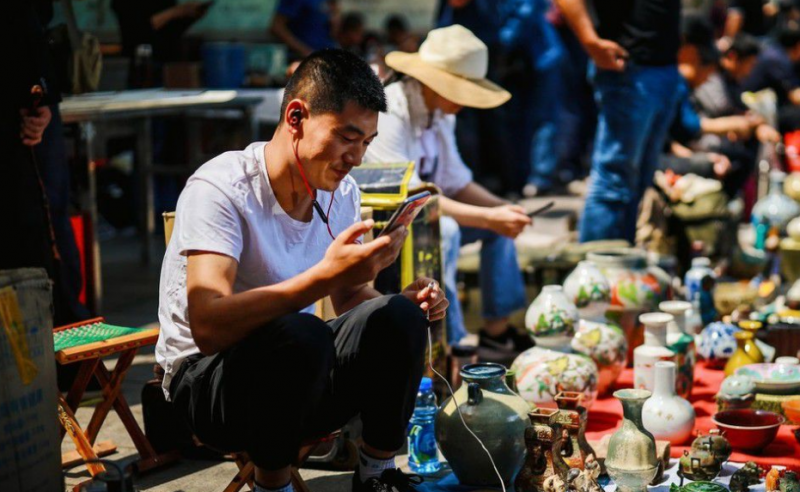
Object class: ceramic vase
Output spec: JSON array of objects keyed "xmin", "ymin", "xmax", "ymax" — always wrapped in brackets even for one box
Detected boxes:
[
  {"xmin": 525, "ymin": 285, "xmax": 579, "ymax": 349},
  {"xmin": 660, "ymin": 300, "xmax": 696, "ymax": 398},
  {"xmin": 554, "ymin": 392, "xmax": 596, "ymax": 470},
  {"xmin": 571, "ymin": 319, "xmax": 628, "ymax": 396},
  {"xmin": 724, "ymin": 331, "xmax": 764, "ymax": 376},
  {"xmin": 752, "ymin": 170, "xmax": 800, "ymax": 232},
  {"xmin": 513, "ymin": 347, "xmax": 599, "ymax": 409},
  {"xmin": 563, "ymin": 260, "xmax": 611, "ymax": 320},
  {"xmin": 699, "ymin": 322, "xmax": 740, "ymax": 368},
  {"xmin": 634, "ymin": 313, "xmax": 676, "ymax": 392},
  {"xmin": 436, "ymin": 363, "xmax": 531, "ymax": 486},
  {"xmin": 642, "ymin": 361, "xmax": 696, "ymax": 445},
  {"xmin": 738, "ymin": 320, "xmax": 767, "ymax": 362},
  {"xmin": 606, "ymin": 389, "xmax": 659, "ymax": 492},
  {"xmin": 586, "ymin": 250, "xmax": 670, "ymax": 362}
]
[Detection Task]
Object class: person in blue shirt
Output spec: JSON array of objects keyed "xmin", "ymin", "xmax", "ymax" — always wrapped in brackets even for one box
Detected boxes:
[
  {"xmin": 270, "ymin": 0, "xmax": 337, "ymax": 59},
  {"xmin": 742, "ymin": 27, "xmax": 800, "ymax": 107}
]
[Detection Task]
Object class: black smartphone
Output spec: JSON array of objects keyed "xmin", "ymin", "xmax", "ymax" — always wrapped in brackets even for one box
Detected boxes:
[
  {"xmin": 527, "ymin": 201, "xmax": 555, "ymax": 218},
  {"xmin": 377, "ymin": 191, "xmax": 432, "ymax": 238}
]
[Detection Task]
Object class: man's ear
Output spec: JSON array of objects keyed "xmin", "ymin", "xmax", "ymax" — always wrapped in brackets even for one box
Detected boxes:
[{"xmin": 284, "ymin": 100, "xmax": 308, "ymax": 135}]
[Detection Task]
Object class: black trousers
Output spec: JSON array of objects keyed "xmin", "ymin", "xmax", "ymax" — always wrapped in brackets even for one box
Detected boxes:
[{"xmin": 169, "ymin": 295, "xmax": 428, "ymax": 470}]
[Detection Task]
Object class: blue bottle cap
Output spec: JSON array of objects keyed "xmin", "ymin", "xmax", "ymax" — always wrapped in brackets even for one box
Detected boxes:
[{"xmin": 419, "ymin": 377, "xmax": 433, "ymax": 392}]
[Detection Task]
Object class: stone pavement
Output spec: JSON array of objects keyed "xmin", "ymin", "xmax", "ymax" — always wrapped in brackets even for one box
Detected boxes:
[{"xmin": 62, "ymin": 195, "xmax": 582, "ymax": 491}]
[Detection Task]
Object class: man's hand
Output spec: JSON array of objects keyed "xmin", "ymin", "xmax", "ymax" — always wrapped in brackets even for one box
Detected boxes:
[
  {"xmin": 321, "ymin": 220, "xmax": 406, "ymax": 289},
  {"xmin": 755, "ymin": 124, "xmax": 781, "ymax": 144},
  {"xmin": 486, "ymin": 204, "xmax": 531, "ymax": 238},
  {"xmin": 585, "ymin": 38, "xmax": 628, "ymax": 71},
  {"xmin": 20, "ymin": 106, "xmax": 51, "ymax": 147},
  {"xmin": 707, "ymin": 152, "xmax": 732, "ymax": 178},
  {"xmin": 402, "ymin": 278, "xmax": 448, "ymax": 322}
]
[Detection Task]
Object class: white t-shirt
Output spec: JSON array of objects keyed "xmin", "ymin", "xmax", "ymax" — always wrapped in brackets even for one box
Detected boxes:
[
  {"xmin": 156, "ymin": 141, "xmax": 361, "ymax": 398},
  {"xmin": 364, "ymin": 78, "xmax": 473, "ymax": 197}
]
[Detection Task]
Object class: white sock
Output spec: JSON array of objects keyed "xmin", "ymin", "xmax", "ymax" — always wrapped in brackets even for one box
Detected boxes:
[
  {"xmin": 254, "ymin": 481, "xmax": 294, "ymax": 492},
  {"xmin": 358, "ymin": 448, "xmax": 396, "ymax": 482}
]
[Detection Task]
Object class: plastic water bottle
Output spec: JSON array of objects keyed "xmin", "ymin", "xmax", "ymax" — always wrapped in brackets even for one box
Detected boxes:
[
  {"xmin": 684, "ymin": 257, "xmax": 714, "ymax": 303},
  {"xmin": 407, "ymin": 377, "xmax": 441, "ymax": 475}
]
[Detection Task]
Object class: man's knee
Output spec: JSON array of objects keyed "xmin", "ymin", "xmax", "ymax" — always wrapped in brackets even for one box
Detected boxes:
[
  {"xmin": 275, "ymin": 313, "xmax": 335, "ymax": 360},
  {"xmin": 371, "ymin": 295, "xmax": 427, "ymax": 351}
]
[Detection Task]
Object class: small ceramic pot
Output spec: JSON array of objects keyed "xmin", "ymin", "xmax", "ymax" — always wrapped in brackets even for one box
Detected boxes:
[
  {"xmin": 642, "ymin": 361, "xmax": 696, "ymax": 445},
  {"xmin": 587, "ymin": 250, "xmax": 670, "ymax": 362},
  {"xmin": 563, "ymin": 260, "xmax": 611, "ymax": 320},
  {"xmin": 699, "ymin": 322, "xmax": 740, "ymax": 368},
  {"xmin": 724, "ymin": 331, "xmax": 764, "ymax": 376},
  {"xmin": 606, "ymin": 389, "xmax": 659, "ymax": 492},
  {"xmin": 717, "ymin": 375, "xmax": 755, "ymax": 409},
  {"xmin": 513, "ymin": 347, "xmax": 599, "ymax": 409},
  {"xmin": 634, "ymin": 313, "xmax": 676, "ymax": 392},
  {"xmin": 525, "ymin": 285, "xmax": 579, "ymax": 349},
  {"xmin": 753, "ymin": 170, "xmax": 800, "ymax": 232},
  {"xmin": 436, "ymin": 363, "xmax": 532, "ymax": 486},
  {"xmin": 660, "ymin": 300, "xmax": 696, "ymax": 398},
  {"xmin": 571, "ymin": 319, "xmax": 628, "ymax": 396}
]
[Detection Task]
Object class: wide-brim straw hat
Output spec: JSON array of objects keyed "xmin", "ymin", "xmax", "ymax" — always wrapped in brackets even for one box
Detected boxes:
[{"xmin": 385, "ymin": 25, "xmax": 511, "ymax": 109}]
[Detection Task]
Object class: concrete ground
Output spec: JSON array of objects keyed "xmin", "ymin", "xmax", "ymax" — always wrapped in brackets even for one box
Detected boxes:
[{"xmin": 62, "ymin": 195, "xmax": 582, "ymax": 491}]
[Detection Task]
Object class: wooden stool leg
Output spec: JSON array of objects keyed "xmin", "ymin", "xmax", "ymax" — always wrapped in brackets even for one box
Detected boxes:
[
  {"xmin": 58, "ymin": 395, "xmax": 106, "ymax": 477},
  {"xmin": 291, "ymin": 468, "xmax": 311, "ymax": 492},
  {"xmin": 224, "ymin": 461, "xmax": 255, "ymax": 492},
  {"xmin": 60, "ymin": 359, "xmax": 99, "ymax": 441},
  {"xmin": 85, "ymin": 349, "xmax": 137, "ymax": 444}
]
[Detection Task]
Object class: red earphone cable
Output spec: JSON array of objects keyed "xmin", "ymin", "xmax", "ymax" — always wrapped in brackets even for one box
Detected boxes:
[{"xmin": 292, "ymin": 139, "xmax": 336, "ymax": 241}]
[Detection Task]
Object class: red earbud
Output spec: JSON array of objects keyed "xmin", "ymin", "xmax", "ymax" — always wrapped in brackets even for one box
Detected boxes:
[{"xmin": 289, "ymin": 109, "xmax": 302, "ymax": 127}]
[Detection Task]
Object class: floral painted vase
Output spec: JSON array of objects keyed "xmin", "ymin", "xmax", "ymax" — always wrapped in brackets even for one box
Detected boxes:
[
  {"xmin": 513, "ymin": 347, "xmax": 599, "ymax": 409},
  {"xmin": 525, "ymin": 285, "xmax": 579, "ymax": 349},
  {"xmin": 634, "ymin": 313, "xmax": 676, "ymax": 392},
  {"xmin": 587, "ymin": 250, "xmax": 670, "ymax": 362},
  {"xmin": 571, "ymin": 319, "xmax": 628, "ymax": 396},
  {"xmin": 606, "ymin": 389, "xmax": 659, "ymax": 492},
  {"xmin": 436, "ymin": 363, "xmax": 532, "ymax": 486},
  {"xmin": 660, "ymin": 300, "xmax": 696, "ymax": 399},
  {"xmin": 642, "ymin": 361, "xmax": 696, "ymax": 445},
  {"xmin": 563, "ymin": 261, "xmax": 611, "ymax": 320},
  {"xmin": 752, "ymin": 170, "xmax": 800, "ymax": 232},
  {"xmin": 699, "ymin": 322, "xmax": 740, "ymax": 368}
]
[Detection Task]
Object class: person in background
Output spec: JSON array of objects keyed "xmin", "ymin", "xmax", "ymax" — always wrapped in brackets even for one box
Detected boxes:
[
  {"xmin": 336, "ymin": 12, "xmax": 366, "ymax": 57},
  {"xmin": 111, "ymin": 0, "xmax": 211, "ymax": 80},
  {"xmin": 270, "ymin": 0, "xmax": 338, "ymax": 59},
  {"xmin": 719, "ymin": 0, "xmax": 776, "ymax": 50},
  {"xmin": 742, "ymin": 27, "xmax": 800, "ymax": 107},
  {"xmin": 557, "ymin": 0, "xmax": 683, "ymax": 243},
  {"xmin": 365, "ymin": 25, "xmax": 533, "ymax": 364},
  {"xmin": 384, "ymin": 15, "xmax": 419, "ymax": 53},
  {"xmin": 700, "ymin": 33, "xmax": 762, "ymax": 118}
]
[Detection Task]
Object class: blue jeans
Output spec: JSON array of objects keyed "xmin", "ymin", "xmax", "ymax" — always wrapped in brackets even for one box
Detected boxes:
[
  {"xmin": 579, "ymin": 64, "xmax": 681, "ymax": 243},
  {"xmin": 527, "ymin": 63, "xmax": 564, "ymax": 190},
  {"xmin": 441, "ymin": 217, "xmax": 527, "ymax": 344}
]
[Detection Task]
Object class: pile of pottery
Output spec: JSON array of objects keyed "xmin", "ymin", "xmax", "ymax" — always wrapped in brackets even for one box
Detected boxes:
[{"xmin": 513, "ymin": 249, "xmax": 677, "ymax": 409}]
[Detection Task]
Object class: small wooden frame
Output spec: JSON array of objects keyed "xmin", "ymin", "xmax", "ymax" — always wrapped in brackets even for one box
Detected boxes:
[{"xmin": 56, "ymin": 317, "xmax": 178, "ymax": 477}]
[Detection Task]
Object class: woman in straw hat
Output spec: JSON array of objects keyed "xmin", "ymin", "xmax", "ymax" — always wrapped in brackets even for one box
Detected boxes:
[{"xmin": 365, "ymin": 25, "xmax": 533, "ymax": 364}]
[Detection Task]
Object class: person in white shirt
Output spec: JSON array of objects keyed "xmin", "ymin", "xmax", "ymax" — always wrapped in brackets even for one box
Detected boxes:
[
  {"xmin": 365, "ymin": 25, "xmax": 533, "ymax": 364},
  {"xmin": 157, "ymin": 49, "xmax": 447, "ymax": 492}
]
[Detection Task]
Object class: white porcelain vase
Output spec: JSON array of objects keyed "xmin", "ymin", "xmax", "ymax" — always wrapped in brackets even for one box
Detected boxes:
[
  {"xmin": 563, "ymin": 261, "xmax": 611, "ymax": 320},
  {"xmin": 660, "ymin": 300, "xmax": 696, "ymax": 399},
  {"xmin": 525, "ymin": 285, "xmax": 579, "ymax": 349},
  {"xmin": 642, "ymin": 361, "xmax": 696, "ymax": 445},
  {"xmin": 634, "ymin": 313, "xmax": 676, "ymax": 392},
  {"xmin": 571, "ymin": 319, "xmax": 627, "ymax": 396}
]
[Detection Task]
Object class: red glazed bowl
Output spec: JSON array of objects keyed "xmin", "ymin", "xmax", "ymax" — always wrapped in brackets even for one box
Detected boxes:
[{"xmin": 712, "ymin": 409, "xmax": 785, "ymax": 452}]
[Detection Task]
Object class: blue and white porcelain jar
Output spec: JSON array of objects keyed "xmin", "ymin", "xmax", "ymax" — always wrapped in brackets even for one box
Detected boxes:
[{"xmin": 699, "ymin": 322, "xmax": 740, "ymax": 368}]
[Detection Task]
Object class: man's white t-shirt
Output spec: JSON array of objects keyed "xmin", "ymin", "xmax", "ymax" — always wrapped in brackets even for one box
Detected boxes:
[{"xmin": 156, "ymin": 141, "xmax": 361, "ymax": 398}]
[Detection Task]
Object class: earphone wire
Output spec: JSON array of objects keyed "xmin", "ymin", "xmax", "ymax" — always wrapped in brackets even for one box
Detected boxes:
[
  {"xmin": 425, "ymin": 284, "xmax": 506, "ymax": 492},
  {"xmin": 292, "ymin": 138, "xmax": 336, "ymax": 240}
]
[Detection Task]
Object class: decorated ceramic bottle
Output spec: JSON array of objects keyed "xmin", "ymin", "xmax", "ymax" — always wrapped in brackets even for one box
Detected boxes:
[
  {"xmin": 515, "ymin": 286, "xmax": 599, "ymax": 408},
  {"xmin": 642, "ymin": 361, "xmax": 696, "ymax": 445},
  {"xmin": 660, "ymin": 301, "xmax": 696, "ymax": 398},
  {"xmin": 724, "ymin": 331, "xmax": 764, "ymax": 376},
  {"xmin": 634, "ymin": 313, "xmax": 676, "ymax": 392},
  {"xmin": 606, "ymin": 389, "xmax": 659, "ymax": 492},
  {"xmin": 565, "ymin": 261, "xmax": 628, "ymax": 396}
]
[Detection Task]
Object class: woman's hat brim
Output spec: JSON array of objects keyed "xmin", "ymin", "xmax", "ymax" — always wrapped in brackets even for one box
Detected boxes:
[{"xmin": 385, "ymin": 51, "xmax": 511, "ymax": 109}]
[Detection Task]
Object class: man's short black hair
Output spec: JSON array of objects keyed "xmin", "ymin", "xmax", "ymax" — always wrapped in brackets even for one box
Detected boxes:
[
  {"xmin": 778, "ymin": 27, "xmax": 800, "ymax": 49},
  {"xmin": 682, "ymin": 15, "xmax": 720, "ymax": 65},
  {"xmin": 726, "ymin": 33, "xmax": 761, "ymax": 59},
  {"xmin": 279, "ymin": 49, "xmax": 386, "ymax": 123}
]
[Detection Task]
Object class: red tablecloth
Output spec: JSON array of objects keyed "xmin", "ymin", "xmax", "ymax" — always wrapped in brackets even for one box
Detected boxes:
[{"xmin": 584, "ymin": 362, "xmax": 800, "ymax": 471}]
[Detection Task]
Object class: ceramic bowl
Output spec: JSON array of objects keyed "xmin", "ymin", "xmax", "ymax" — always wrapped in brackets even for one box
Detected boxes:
[
  {"xmin": 734, "ymin": 363, "xmax": 800, "ymax": 394},
  {"xmin": 782, "ymin": 400, "xmax": 800, "ymax": 424},
  {"xmin": 682, "ymin": 482, "xmax": 729, "ymax": 492},
  {"xmin": 711, "ymin": 409, "xmax": 785, "ymax": 451}
]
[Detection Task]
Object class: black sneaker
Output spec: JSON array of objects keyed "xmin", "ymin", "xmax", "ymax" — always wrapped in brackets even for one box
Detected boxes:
[
  {"xmin": 352, "ymin": 468, "xmax": 423, "ymax": 492},
  {"xmin": 477, "ymin": 325, "xmax": 534, "ymax": 365}
]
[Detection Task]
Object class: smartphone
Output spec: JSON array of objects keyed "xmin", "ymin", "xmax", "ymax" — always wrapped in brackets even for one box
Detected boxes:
[
  {"xmin": 527, "ymin": 201, "xmax": 555, "ymax": 218},
  {"xmin": 377, "ymin": 191, "xmax": 432, "ymax": 238}
]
